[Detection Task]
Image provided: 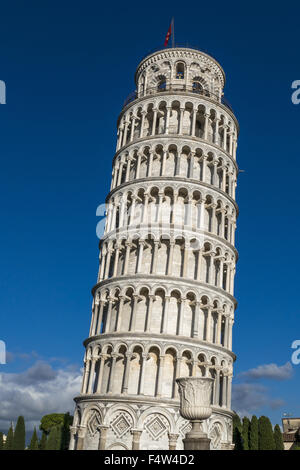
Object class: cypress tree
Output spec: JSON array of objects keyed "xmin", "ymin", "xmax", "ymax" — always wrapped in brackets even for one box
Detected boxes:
[
  {"xmin": 232, "ymin": 413, "xmax": 243, "ymax": 450},
  {"xmin": 4, "ymin": 425, "xmax": 14, "ymax": 450},
  {"xmin": 46, "ymin": 426, "xmax": 60, "ymax": 450},
  {"xmin": 12, "ymin": 416, "xmax": 25, "ymax": 450},
  {"xmin": 274, "ymin": 424, "xmax": 284, "ymax": 450},
  {"xmin": 60, "ymin": 412, "xmax": 72, "ymax": 450},
  {"xmin": 0, "ymin": 432, "xmax": 3, "ymax": 450},
  {"xmin": 242, "ymin": 417, "xmax": 250, "ymax": 450},
  {"xmin": 258, "ymin": 416, "xmax": 275, "ymax": 450},
  {"xmin": 249, "ymin": 415, "xmax": 259, "ymax": 450},
  {"xmin": 28, "ymin": 428, "xmax": 39, "ymax": 450},
  {"xmin": 39, "ymin": 432, "xmax": 47, "ymax": 450}
]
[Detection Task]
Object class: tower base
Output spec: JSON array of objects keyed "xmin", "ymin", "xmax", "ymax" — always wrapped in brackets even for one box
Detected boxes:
[{"xmin": 70, "ymin": 395, "xmax": 233, "ymax": 451}]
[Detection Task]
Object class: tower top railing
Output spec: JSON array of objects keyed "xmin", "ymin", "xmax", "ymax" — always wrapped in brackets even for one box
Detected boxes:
[{"xmin": 122, "ymin": 84, "xmax": 234, "ymax": 113}]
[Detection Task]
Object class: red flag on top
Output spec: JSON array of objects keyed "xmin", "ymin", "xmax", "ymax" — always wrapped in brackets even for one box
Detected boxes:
[{"xmin": 164, "ymin": 22, "xmax": 172, "ymax": 47}]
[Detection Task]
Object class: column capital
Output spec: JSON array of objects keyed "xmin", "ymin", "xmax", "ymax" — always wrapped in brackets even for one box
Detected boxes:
[
  {"xmin": 97, "ymin": 424, "xmax": 109, "ymax": 443},
  {"xmin": 77, "ymin": 426, "xmax": 87, "ymax": 438},
  {"xmin": 168, "ymin": 433, "xmax": 179, "ymax": 443},
  {"xmin": 132, "ymin": 294, "xmax": 141, "ymax": 302}
]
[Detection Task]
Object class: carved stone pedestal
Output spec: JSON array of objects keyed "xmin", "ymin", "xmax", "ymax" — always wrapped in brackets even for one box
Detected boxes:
[{"xmin": 183, "ymin": 421, "xmax": 211, "ymax": 450}]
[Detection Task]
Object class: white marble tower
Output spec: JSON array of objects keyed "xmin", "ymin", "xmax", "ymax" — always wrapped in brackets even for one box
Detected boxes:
[{"xmin": 70, "ymin": 47, "xmax": 239, "ymax": 450}]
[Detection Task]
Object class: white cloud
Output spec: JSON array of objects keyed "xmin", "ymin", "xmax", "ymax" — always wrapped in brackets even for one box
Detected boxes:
[
  {"xmin": 232, "ymin": 383, "xmax": 285, "ymax": 417},
  {"xmin": 0, "ymin": 361, "xmax": 82, "ymax": 432},
  {"xmin": 239, "ymin": 362, "xmax": 293, "ymax": 381}
]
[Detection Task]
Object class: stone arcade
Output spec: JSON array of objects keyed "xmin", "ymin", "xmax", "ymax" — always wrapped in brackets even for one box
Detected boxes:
[{"xmin": 70, "ymin": 46, "xmax": 239, "ymax": 450}]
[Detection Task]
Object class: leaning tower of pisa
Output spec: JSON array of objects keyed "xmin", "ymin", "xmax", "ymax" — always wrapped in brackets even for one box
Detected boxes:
[{"xmin": 70, "ymin": 47, "xmax": 239, "ymax": 451}]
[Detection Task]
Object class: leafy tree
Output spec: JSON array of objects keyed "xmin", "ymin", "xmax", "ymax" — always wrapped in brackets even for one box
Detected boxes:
[
  {"xmin": 0, "ymin": 432, "xmax": 3, "ymax": 450},
  {"xmin": 40, "ymin": 414, "xmax": 65, "ymax": 435},
  {"xmin": 12, "ymin": 416, "xmax": 25, "ymax": 450},
  {"xmin": 4, "ymin": 425, "xmax": 14, "ymax": 450},
  {"xmin": 28, "ymin": 428, "xmax": 39, "ymax": 450},
  {"xmin": 242, "ymin": 417, "xmax": 250, "ymax": 450},
  {"xmin": 39, "ymin": 432, "xmax": 47, "ymax": 450},
  {"xmin": 232, "ymin": 413, "xmax": 243, "ymax": 450},
  {"xmin": 249, "ymin": 415, "xmax": 259, "ymax": 450},
  {"xmin": 258, "ymin": 416, "xmax": 275, "ymax": 450},
  {"xmin": 60, "ymin": 412, "xmax": 73, "ymax": 450},
  {"xmin": 39, "ymin": 412, "xmax": 73, "ymax": 450},
  {"xmin": 273, "ymin": 424, "xmax": 284, "ymax": 450}
]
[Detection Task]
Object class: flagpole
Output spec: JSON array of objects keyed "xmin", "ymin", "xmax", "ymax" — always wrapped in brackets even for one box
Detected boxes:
[{"xmin": 172, "ymin": 17, "xmax": 175, "ymax": 48}]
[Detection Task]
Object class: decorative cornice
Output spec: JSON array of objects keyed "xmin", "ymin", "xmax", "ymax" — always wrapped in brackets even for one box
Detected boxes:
[{"xmin": 73, "ymin": 394, "xmax": 235, "ymax": 418}]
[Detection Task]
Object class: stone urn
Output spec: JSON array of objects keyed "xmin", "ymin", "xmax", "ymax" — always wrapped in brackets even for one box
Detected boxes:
[{"xmin": 176, "ymin": 377, "xmax": 214, "ymax": 450}]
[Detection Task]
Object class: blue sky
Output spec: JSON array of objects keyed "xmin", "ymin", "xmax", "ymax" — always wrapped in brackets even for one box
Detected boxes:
[{"xmin": 0, "ymin": 0, "xmax": 300, "ymax": 431}]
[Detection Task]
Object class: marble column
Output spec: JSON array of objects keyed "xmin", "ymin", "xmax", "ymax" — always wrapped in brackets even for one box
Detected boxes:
[
  {"xmin": 122, "ymin": 352, "xmax": 133, "ymax": 394},
  {"xmin": 76, "ymin": 426, "xmax": 86, "ymax": 450},
  {"xmin": 98, "ymin": 425, "xmax": 109, "ymax": 450},
  {"xmin": 131, "ymin": 430, "xmax": 143, "ymax": 450},
  {"xmin": 168, "ymin": 433, "xmax": 179, "ymax": 450}
]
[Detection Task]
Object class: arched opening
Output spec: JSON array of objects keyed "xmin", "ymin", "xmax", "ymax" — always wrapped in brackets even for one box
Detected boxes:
[
  {"xmin": 157, "ymin": 77, "xmax": 166, "ymax": 91},
  {"xmin": 175, "ymin": 62, "xmax": 185, "ymax": 79},
  {"xmin": 192, "ymin": 80, "xmax": 203, "ymax": 94}
]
